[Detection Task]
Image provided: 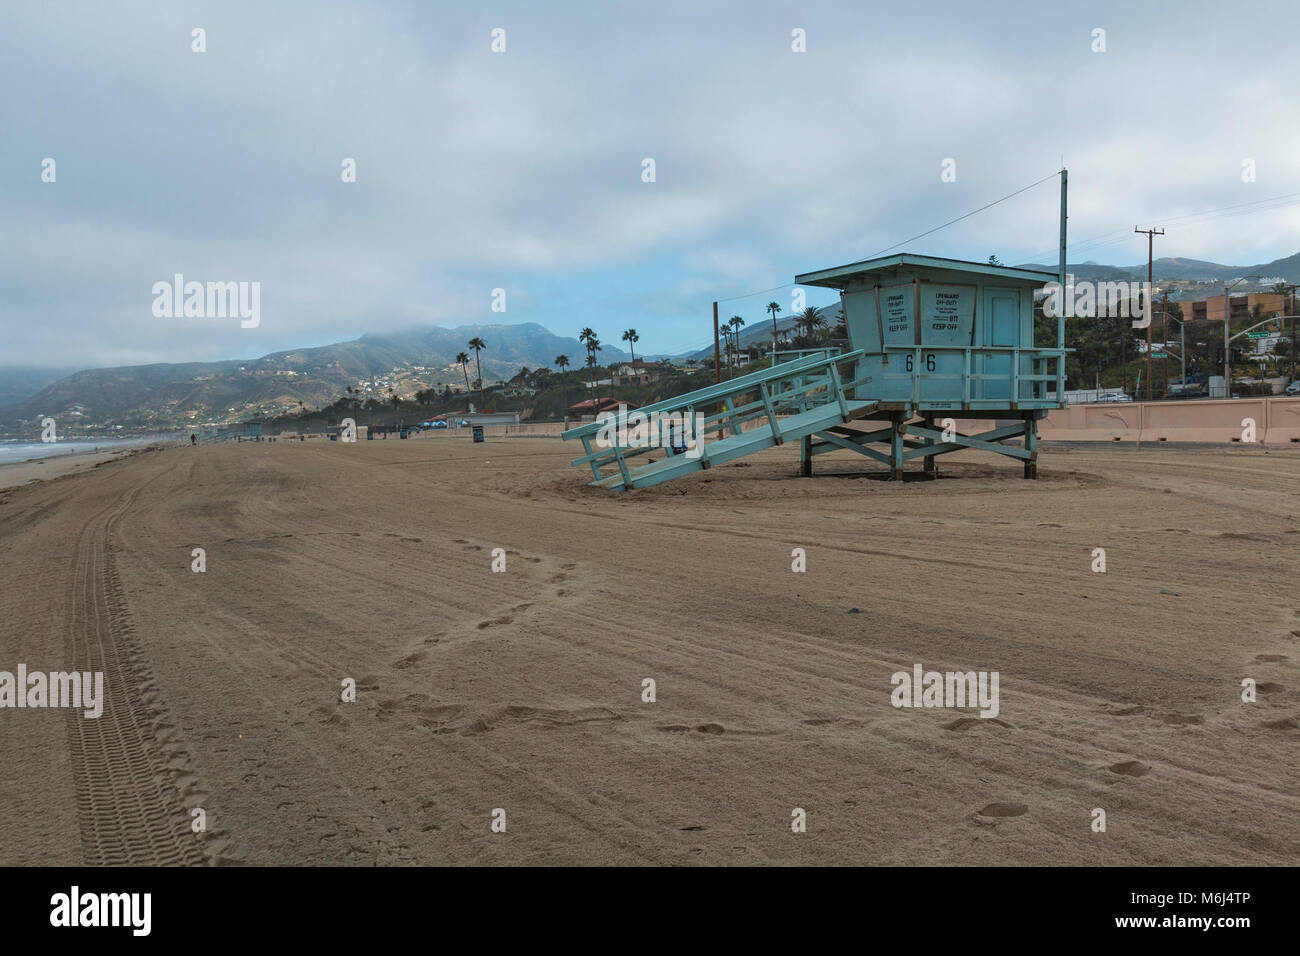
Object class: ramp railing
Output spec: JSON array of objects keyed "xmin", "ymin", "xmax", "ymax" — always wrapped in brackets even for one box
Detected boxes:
[{"xmin": 564, "ymin": 349, "xmax": 866, "ymax": 487}]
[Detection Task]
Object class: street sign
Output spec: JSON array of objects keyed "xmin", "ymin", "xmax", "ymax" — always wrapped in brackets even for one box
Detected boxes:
[
  {"xmin": 1248, "ymin": 331, "xmax": 1270, "ymax": 339},
  {"xmin": 1151, "ymin": 352, "xmax": 1168, "ymax": 358}
]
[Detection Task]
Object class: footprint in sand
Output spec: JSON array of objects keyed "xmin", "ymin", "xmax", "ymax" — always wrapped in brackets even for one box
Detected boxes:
[
  {"xmin": 1108, "ymin": 705, "xmax": 1145, "ymax": 716},
  {"xmin": 977, "ymin": 803, "xmax": 1028, "ymax": 818},
  {"xmin": 1255, "ymin": 654, "xmax": 1288, "ymax": 663},
  {"xmin": 657, "ymin": 723, "xmax": 725, "ymax": 735},
  {"xmin": 1109, "ymin": 760, "xmax": 1150, "ymax": 777},
  {"xmin": 394, "ymin": 651, "xmax": 428, "ymax": 669},
  {"xmin": 1263, "ymin": 716, "xmax": 1299, "ymax": 730},
  {"xmin": 1157, "ymin": 713, "xmax": 1202, "ymax": 726},
  {"xmin": 476, "ymin": 615, "xmax": 513, "ymax": 629},
  {"xmin": 943, "ymin": 717, "xmax": 1014, "ymax": 731}
]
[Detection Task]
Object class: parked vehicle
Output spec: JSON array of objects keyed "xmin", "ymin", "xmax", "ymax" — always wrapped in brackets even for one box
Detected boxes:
[{"xmin": 430, "ymin": 420, "xmax": 449, "ymax": 429}]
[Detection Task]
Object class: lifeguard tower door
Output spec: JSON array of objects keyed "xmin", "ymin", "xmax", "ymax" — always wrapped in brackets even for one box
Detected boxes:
[{"xmin": 982, "ymin": 288, "xmax": 1020, "ymax": 401}]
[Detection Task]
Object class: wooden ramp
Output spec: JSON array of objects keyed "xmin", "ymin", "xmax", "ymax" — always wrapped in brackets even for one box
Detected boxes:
[{"xmin": 564, "ymin": 350, "xmax": 874, "ymax": 492}]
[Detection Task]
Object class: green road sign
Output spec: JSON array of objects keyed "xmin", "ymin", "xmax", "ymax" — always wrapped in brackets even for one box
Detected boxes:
[
  {"xmin": 1247, "ymin": 331, "xmax": 1270, "ymax": 339},
  {"xmin": 1151, "ymin": 352, "xmax": 1168, "ymax": 358}
]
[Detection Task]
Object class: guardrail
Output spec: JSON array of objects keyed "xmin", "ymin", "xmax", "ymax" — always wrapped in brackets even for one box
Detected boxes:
[
  {"xmin": 563, "ymin": 349, "xmax": 866, "ymax": 485},
  {"xmin": 868, "ymin": 345, "xmax": 1068, "ymax": 405}
]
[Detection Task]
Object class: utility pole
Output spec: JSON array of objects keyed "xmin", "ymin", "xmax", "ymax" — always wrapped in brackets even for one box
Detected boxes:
[
  {"xmin": 1135, "ymin": 227, "xmax": 1164, "ymax": 401},
  {"xmin": 712, "ymin": 302, "xmax": 721, "ymax": 385},
  {"xmin": 1222, "ymin": 274, "xmax": 1262, "ymax": 397},
  {"xmin": 1287, "ymin": 284, "xmax": 1298, "ymax": 380},
  {"xmin": 1058, "ymin": 169, "xmax": 1067, "ymax": 396}
]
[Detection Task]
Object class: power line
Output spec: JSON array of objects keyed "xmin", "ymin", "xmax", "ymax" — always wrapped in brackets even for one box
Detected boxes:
[
  {"xmin": 716, "ymin": 282, "xmax": 796, "ymax": 304},
  {"xmin": 714, "ymin": 169, "xmax": 1062, "ymax": 305},
  {"xmin": 863, "ymin": 169, "xmax": 1062, "ymax": 259},
  {"xmin": 1020, "ymin": 190, "xmax": 1300, "ymax": 263}
]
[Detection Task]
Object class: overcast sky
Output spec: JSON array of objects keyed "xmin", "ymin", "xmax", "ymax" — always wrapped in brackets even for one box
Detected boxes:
[{"xmin": 3, "ymin": 0, "xmax": 1298, "ymax": 370}]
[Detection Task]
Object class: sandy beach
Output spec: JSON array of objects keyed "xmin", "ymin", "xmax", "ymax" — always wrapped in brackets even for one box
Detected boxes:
[{"xmin": 1, "ymin": 435, "xmax": 1296, "ymax": 866}]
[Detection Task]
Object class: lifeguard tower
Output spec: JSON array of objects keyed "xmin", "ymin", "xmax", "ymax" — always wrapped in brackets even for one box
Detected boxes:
[
  {"xmin": 564, "ymin": 254, "xmax": 1067, "ymax": 490},
  {"xmin": 791, "ymin": 253, "xmax": 1065, "ymax": 479}
]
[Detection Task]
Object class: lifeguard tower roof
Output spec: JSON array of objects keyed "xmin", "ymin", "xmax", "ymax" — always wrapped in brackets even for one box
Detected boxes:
[{"xmin": 795, "ymin": 253, "xmax": 1056, "ymax": 289}]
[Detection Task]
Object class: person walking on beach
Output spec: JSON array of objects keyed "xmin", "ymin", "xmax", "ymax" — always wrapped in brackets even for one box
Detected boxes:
[{"xmin": 190, "ymin": 433, "xmax": 197, "ymax": 446}]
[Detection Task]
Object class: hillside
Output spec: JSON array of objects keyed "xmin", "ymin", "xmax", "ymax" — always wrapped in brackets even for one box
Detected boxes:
[
  {"xmin": 1, "ymin": 323, "xmax": 635, "ymax": 433},
  {"xmin": 1018, "ymin": 251, "xmax": 1300, "ymax": 284}
]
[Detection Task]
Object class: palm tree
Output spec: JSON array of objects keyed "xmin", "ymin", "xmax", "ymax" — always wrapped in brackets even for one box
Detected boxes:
[
  {"xmin": 766, "ymin": 301, "xmax": 782, "ymax": 359},
  {"xmin": 550, "ymin": 356, "xmax": 571, "ymax": 416},
  {"xmin": 809, "ymin": 309, "xmax": 828, "ymax": 339},
  {"xmin": 622, "ymin": 328, "xmax": 640, "ymax": 365},
  {"xmin": 456, "ymin": 351, "xmax": 471, "ymax": 395},
  {"xmin": 467, "ymin": 337, "xmax": 486, "ymax": 406},
  {"xmin": 726, "ymin": 316, "xmax": 745, "ymax": 373},
  {"xmin": 584, "ymin": 345, "xmax": 603, "ymax": 407},
  {"xmin": 578, "ymin": 330, "xmax": 603, "ymax": 406},
  {"xmin": 801, "ymin": 306, "xmax": 821, "ymax": 340}
]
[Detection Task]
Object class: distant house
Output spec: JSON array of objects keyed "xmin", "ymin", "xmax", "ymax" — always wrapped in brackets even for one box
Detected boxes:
[
  {"xmin": 566, "ymin": 397, "xmax": 637, "ymax": 418},
  {"xmin": 610, "ymin": 360, "xmax": 667, "ymax": 387},
  {"xmin": 1179, "ymin": 292, "xmax": 1287, "ymax": 323}
]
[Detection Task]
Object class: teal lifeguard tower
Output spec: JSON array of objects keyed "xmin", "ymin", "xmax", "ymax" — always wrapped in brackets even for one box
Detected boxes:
[
  {"xmin": 791, "ymin": 253, "xmax": 1065, "ymax": 479},
  {"xmin": 564, "ymin": 254, "xmax": 1067, "ymax": 490}
]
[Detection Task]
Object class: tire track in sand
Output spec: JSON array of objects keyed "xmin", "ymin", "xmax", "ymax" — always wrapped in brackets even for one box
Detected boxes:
[{"xmin": 65, "ymin": 481, "xmax": 209, "ymax": 866}]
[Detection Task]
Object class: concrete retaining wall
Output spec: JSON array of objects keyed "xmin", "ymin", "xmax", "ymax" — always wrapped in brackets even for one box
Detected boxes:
[{"xmin": 1040, "ymin": 397, "xmax": 1300, "ymax": 445}]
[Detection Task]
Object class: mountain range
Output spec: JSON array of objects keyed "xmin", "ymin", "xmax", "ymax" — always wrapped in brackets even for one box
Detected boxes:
[
  {"xmin": 1, "ymin": 324, "xmax": 641, "ymax": 432},
  {"xmin": 1018, "ymin": 250, "xmax": 1300, "ymax": 283}
]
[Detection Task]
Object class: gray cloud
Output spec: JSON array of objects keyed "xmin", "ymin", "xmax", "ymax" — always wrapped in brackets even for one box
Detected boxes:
[{"xmin": 2, "ymin": 0, "xmax": 1297, "ymax": 368}]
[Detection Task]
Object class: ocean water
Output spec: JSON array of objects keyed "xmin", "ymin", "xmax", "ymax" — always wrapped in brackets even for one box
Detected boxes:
[{"xmin": 0, "ymin": 438, "xmax": 157, "ymax": 466}]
